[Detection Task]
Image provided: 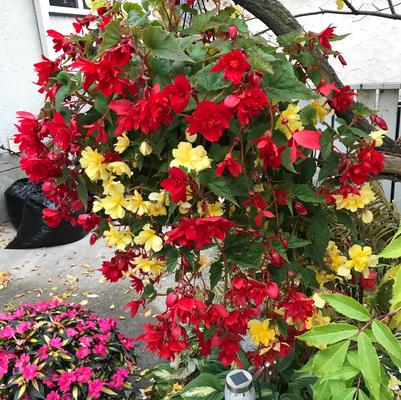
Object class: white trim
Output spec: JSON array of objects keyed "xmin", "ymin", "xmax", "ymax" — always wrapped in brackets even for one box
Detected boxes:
[
  {"xmin": 32, "ymin": 0, "xmax": 51, "ymax": 56},
  {"xmin": 49, "ymin": 5, "xmax": 90, "ymax": 16}
]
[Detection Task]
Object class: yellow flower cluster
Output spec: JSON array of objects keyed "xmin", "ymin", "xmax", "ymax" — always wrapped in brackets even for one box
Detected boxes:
[
  {"xmin": 310, "ymin": 98, "xmax": 331, "ymax": 124},
  {"xmin": 135, "ymin": 255, "xmax": 166, "ymax": 277},
  {"xmin": 323, "ymin": 241, "xmax": 378, "ymax": 279},
  {"xmin": 247, "ymin": 319, "xmax": 276, "ymax": 347},
  {"xmin": 103, "ymin": 223, "xmax": 163, "ymax": 252},
  {"xmin": 334, "ymin": 183, "xmax": 375, "ymax": 213},
  {"xmin": 276, "ymin": 104, "xmax": 304, "ymax": 139},
  {"xmin": 170, "ymin": 141, "xmax": 211, "ymax": 173}
]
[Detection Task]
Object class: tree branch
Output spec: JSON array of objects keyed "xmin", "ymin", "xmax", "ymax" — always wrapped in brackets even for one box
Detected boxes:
[
  {"xmin": 387, "ymin": 0, "xmax": 397, "ymax": 14},
  {"xmin": 234, "ymin": 0, "xmax": 401, "ymax": 180},
  {"xmin": 294, "ymin": 8, "xmax": 401, "ymax": 20}
]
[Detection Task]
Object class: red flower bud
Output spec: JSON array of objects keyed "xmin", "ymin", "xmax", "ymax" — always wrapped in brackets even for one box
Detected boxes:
[
  {"xmin": 269, "ymin": 249, "xmax": 285, "ymax": 267},
  {"xmin": 295, "ymin": 202, "xmax": 308, "ymax": 216},
  {"xmin": 89, "ymin": 233, "xmax": 98, "ymax": 245},
  {"xmin": 338, "ymin": 54, "xmax": 347, "ymax": 66},
  {"xmin": 228, "ymin": 25, "xmax": 238, "ymax": 39},
  {"xmin": 166, "ymin": 292, "xmax": 179, "ymax": 308}
]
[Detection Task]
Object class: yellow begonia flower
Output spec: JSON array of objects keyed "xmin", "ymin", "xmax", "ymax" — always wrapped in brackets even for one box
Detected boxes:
[
  {"xmin": 103, "ymin": 224, "xmax": 132, "ymax": 250},
  {"xmin": 146, "ymin": 202, "xmax": 167, "ymax": 217},
  {"xmin": 179, "ymin": 201, "xmax": 192, "ymax": 214},
  {"xmin": 134, "ymin": 224, "xmax": 163, "ymax": 253},
  {"xmin": 170, "ymin": 142, "xmax": 211, "ymax": 173},
  {"xmin": 369, "ymin": 129, "xmax": 387, "ymax": 147},
  {"xmin": 324, "ymin": 241, "xmax": 348, "ymax": 275},
  {"xmin": 125, "ymin": 190, "xmax": 149, "ymax": 216},
  {"xmin": 139, "ymin": 141, "xmax": 152, "ymax": 156},
  {"xmin": 345, "ymin": 245, "xmax": 378, "ymax": 277},
  {"xmin": 334, "ymin": 183, "xmax": 376, "ymax": 212},
  {"xmin": 149, "ymin": 190, "xmax": 170, "ymax": 206},
  {"xmin": 101, "ymin": 192, "xmax": 127, "ymax": 219},
  {"xmin": 310, "ymin": 98, "xmax": 330, "ymax": 124},
  {"xmin": 197, "ymin": 201, "xmax": 224, "ymax": 217},
  {"xmin": 114, "ymin": 132, "xmax": 130, "ymax": 154},
  {"xmin": 107, "ymin": 161, "xmax": 132, "ymax": 177},
  {"xmin": 361, "ymin": 209, "xmax": 373, "ymax": 224},
  {"xmin": 135, "ymin": 256, "xmax": 166, "ymax": 277},
  {"xmin": 247, "ymin": 319, "xmax": 276, "ymax": 347},
  {"xmin": 315, "ymin": 270, "xmax": 337, "ymax": 288},
  {"xmin": 103, "ymin": 177, "xmax": 125, "ymax": 197},
  {"xmin": 336, "ymin": 0, "xmax": 344, "ymax": 10},
  {"xmin": 276, "ymin": 104, "xmax": 304, "ymax": 139},
  {"xmin": 305, "ymin": 310, "xmax": 330, "ymax": 330},
  {"xmin": 80, "ymin": 147, "xmax": 109, "ymax": 182},
  {"xmin": 312, "ymin": 292, "xmax": 326, "ymax": 308}
]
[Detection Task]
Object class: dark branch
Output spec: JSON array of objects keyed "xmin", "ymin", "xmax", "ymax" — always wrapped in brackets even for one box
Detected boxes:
[
  {"xmin": 294, "ymin": 8, "xmax": 401, "ymax": 20},
  {"xmin": 387, "ymin": 0, "xmax": 397, "ymax": 14}
]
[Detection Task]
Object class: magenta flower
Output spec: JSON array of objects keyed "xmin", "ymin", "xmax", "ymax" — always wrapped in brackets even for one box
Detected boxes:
[
  {"xmin": 74, "ymin": 366, "xmax": 92, "ymax": 383},
  {"xmin": 88, "ymin": 379, "xmax": 104, "ymax": 398},
  {"xmin": 46, "ymin": 391, "xmax": 61, "ymax": 400},
  {"xmin": 22, "ymin": 363, "xmax": 38, "ymax": 381},
  {"xmin": 76, "ymin": 345, "xmax": 91, "ymax": 359},
  {"xmin": 59, "ymin": 371, "xmax": 76, "ymax": 392},
  {"xmin": 49, "ymin": 337, "xmax": 63, "ymax": 349},
  {"xmin": 0, "ymin": 325, "xmax": 15, "ymax": 339}
]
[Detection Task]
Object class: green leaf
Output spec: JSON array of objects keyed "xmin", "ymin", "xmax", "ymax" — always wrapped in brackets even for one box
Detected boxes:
[
  {"xmin": 166, "ymin": 247, "xmax": 179, "ymax": 272},
  {"xmin": 263, "ymin": 61, "xmax": 317, "ymax": 101},
  {"xmin": 193, "ymin": 64, "xmax": 230, "ymax": 91},
  {"xmin": 305, "ymin": 209, "xmax": 330, "ymax": 263},
  {"xmin": 390, "ymin": 265, "xmax": 401, "ymax": 310},
  {"xmin": 101, "ymin": 20, "xmax": 121, "ymax": 50},
  {"xmin": 379, "ymin": 236, "xmax": 401, "ymax": 259},
  {"xmin": 248, "ymin": 47, "xmax": 275, "ymax": 74},
  {"xmin": 230, "ymin": 240, "xmax": 264, "ymax": 269},
  {"xmin": 372, "ymin": 320, "xmax": 401, "ymax": 368},
  {"xmin": 286, "ymin": 235, "xmax": 311, "ymax": 249},
  {"xmin": 358, "ymin": 331, "xmax": 380, "ymax": 400},
  {"xmin": 55, "ymin": 84, "xmax": 71, "ymax": 111},
  {"xmin": 332, "ymin": 388, "xmax": 357, "ymax": 400},
  {"xmin": 312, "ymin": 340, "xmax": 350, "ymax": 377},
  {"xmin": 143, "ymin": 25, "xmax": 192, "ymax": 62},
  {"xmin": 320, "ymin": 128, "xmax": 333, "ymax": 159},
  {"xmin": 318, "ymin": 152, "xmax": 339, "ymax": 181},
  {"xmin": 210, "ymin": 262, "xmax": 223, "ymax": 289},
  {"xmin": 358, "ymin": 390, "xmax": 370, "ymax": 400},
  {"xmin": 297, "ymin": 323, "xmax": 358, "ymax": 345},
  {"xmin": 322, "ymin": 365, "xmax": 359, "ymax": 381},
  {"xmin": 77, "ymin": 175, "xmax": 88, "ymax": 209},
  {"xmin": 181, "ymin": 373, "xmax": 222, "ymax": 400},
  {"xmin": 290, "ymin": 184, "xmax": 323, "ymax": 203},
  {"xmin": 94, "ymin": 92, "xmax": 109, "ymax": 114},
  {"xmin": 313, "ymin": 378, "xmax": 332, "ymax": 400},
  {"xmin": 321, "ymin": 294, "xmax": 372, "ymax": 321}
]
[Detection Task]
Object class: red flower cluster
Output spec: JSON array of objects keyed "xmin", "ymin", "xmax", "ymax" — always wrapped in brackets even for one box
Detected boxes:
[
  {"xmin": 251, "ymin": 135, "xmax": 285, "ymax": 170},
  {"xmin": 340, "ymin": 144, "xmax": 384, "ymax": 184},
  {"xmin": 161, "ymin": 167, "xmax": 188, "ymax": 202},
  {"xmin": 110, "ymin": 75, "xmax": 191, "ymax": 136},
  {"xmin": 224, "ymin": 87, "xmax": 269, "ymax": 125},
  {"xmin": 186, "ymin": 100, "xmax": 233, "ymax": 142},
  {"xmin": 166, "ymin": 216, "xmax": 234, "ymax": 249},
  {"xmin": 210, "ymin": 50, "xmax": 251, "ymax": 85},
  {"xmin": 216, "ymin": 153, "xmax": 242, "ymax": 177},
  {"xmin": 330, "ymin": 85, "xmax": 356, "ymax": 112}
]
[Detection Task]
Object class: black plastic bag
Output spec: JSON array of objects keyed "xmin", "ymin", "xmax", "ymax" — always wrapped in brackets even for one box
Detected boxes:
[{"xmin": 4, "ymin": 178, "xmax": 87, "ymax": 249}]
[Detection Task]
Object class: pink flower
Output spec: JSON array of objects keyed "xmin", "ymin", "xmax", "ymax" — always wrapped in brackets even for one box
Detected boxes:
[
  {"xmin": 74, "ymin": 366, "xmax": 92, "ymax": 383},
  {"xmin": 16, "ymin": 321, "xmax": 32, "ymax": 334},
  {"xmin": 16, "ymin": 354, "xmax": 30, "ymax": 371},
  {"xmin": 88, "ymin": 380, "xmax": 104, "ymax": 398},
  {"xmin": 0, "ymin": 358, "xmax": 9, "ymax": 378},
  {"xmin": 46, "ymin": 392, "xmax": 61, "ymax": 400},
  {"xmin": 49, "ymin": 337, "xmax": 63, "ymax": 349},
  {"xmin": 59, "ymin": 371, "xmax": 76, "ymax": 392},
  {"xmin": 0, "ymin": 325, "xmax": 15, "ymax": 339},
  {"xmin": 76, "ymin": 346, "xmax": 91, "ymax": 359},
  {"xmin": 66, "ymin": 328, "xmax": 78, "ymax": 337},
  {"xmin": 37, "ymin": 345, "xmax": 49, "ymax": 361},
  {"xmin": 22, "ymin": 363, "xmax": 38, "ymax": 381},
  {"xmin": 93, "ymin": 343, "xmax": 107, "ymax": 356}
]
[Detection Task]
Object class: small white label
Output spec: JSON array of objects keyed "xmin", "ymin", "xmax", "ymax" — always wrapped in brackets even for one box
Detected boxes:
[{"xmin": 8, "ymin": 136, "xmax": 20, "ymax": 153}]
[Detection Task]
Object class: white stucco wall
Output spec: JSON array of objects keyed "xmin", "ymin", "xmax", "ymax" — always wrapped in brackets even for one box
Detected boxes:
[
  {"xmin": 0, "ymin": 0, "xmax": 43, "ymax": 149},
  {"xmin": 278, "ymin": 0, "xmax": 401, "ymax": 86}
]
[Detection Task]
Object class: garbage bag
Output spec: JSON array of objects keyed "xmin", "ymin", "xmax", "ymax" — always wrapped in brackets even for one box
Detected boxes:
[{"xmin": 4, "ymin": 178, "xmax": 87, "ymax": 249}]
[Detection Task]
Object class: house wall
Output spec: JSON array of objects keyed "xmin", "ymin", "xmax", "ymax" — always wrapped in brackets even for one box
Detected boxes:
[{"xmin": 0, "ymin": 0, "xmax": 43, "ymax": 149}]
